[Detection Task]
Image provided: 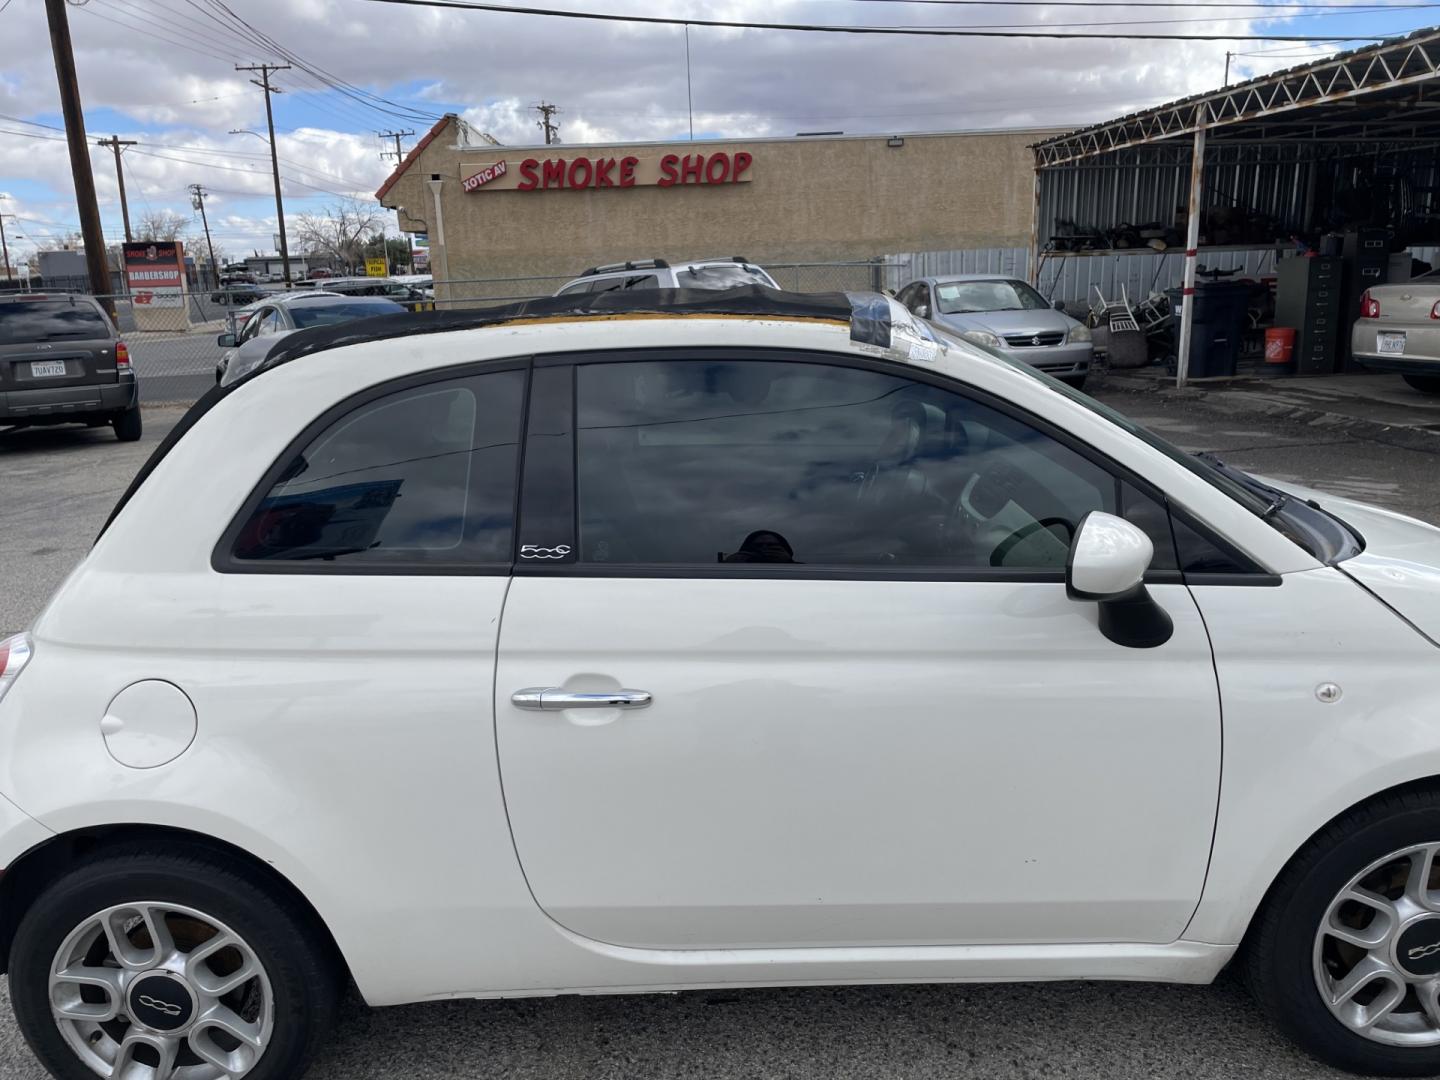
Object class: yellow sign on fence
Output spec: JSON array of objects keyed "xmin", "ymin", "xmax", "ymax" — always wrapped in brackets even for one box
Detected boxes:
[{"xmin": 365, "ymin": 258, "xmax": 387, "ymax": 277}]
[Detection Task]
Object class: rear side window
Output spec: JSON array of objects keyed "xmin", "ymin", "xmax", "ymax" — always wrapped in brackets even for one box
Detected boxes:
[
  {"xmin": 0, "ymin": 300, "xmax": 111, "ymax": 343},
  {"xmin": 227, "ymin": 369, "xmax": 524, "ymax": 569}
]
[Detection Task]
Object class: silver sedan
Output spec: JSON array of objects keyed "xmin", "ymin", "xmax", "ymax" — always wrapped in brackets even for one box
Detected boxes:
[
  {"xmin": 895, "ymin": 275, "xmax": 1093, "ymax": 388},
  {"xmin": 1351, "ymin": 268, "xmax": 1440, "ymax": 393}
]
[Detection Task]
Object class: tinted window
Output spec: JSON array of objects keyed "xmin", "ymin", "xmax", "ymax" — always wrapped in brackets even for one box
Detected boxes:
[
  {"xmin": 575, "ymin": 359, "xmax": 1116, "ymax": 570},
  {"xmin": 231, "ymin": 369, "xmax": 524, "ymax": 568},
  {"xmin": 288, "ymin": 299, "xmax": 404, "ymax": 327},
  {"xmin": 589, "ymin": 274, "xmax": 659, "ymax": 293},
  {"xmin": 557, "ymin": 281, "xmax": 594, "ymax": 296},
  {"xmin": 0, "ymin": 300, "xmax": 110, "ymax": 343}
]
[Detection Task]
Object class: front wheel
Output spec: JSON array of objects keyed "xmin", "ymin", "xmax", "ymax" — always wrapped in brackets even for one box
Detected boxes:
[
  {"xmin": 9, "ymin": 847, "xmax": 341, "ymax": 1080},
  {"xmin": 112, "ymin": 406, "xmax": 142, "ymax": 442},
  {"xmin": 1058, "ymin": 373, "xmax": 1088, "ymax": 392},
  {"xmin": 1402, "ymin": 374, "xmax": 1440, "ymax": 395},
  {"xmin": 1244, "ymin": 790, "xmax": 1440, "ymax": 1075}
]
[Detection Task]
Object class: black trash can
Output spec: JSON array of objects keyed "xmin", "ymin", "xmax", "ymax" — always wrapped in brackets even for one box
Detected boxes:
[{"xmin": 1166, "ymin": 281, "xmax": 1250, "ymax": 377}]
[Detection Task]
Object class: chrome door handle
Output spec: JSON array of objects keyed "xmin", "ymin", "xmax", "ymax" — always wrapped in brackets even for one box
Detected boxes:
[{"xmin": 512, "ymin": 688, "xmax": 653, "ymax": 711}]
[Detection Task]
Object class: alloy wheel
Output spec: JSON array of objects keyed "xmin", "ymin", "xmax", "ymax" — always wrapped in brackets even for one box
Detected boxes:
[
  {"xmin": 1314, "ymin": 842, "xmax": 1440, "ymax": 1047},
  {"xmin": 48, "ymin": 901, "xmax": 273, "ymax": 1079}
]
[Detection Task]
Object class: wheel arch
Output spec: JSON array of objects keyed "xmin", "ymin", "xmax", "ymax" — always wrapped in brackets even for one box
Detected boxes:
[
  {"xmin": 0, "ymin": 822, "xmax": 350, "ymax": 982},
  {"xmin": 1236, "ymin": 775, "xmax": 1440, "ymax": 956}
]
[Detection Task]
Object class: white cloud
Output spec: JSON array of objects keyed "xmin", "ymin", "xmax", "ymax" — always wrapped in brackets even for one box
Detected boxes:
[{"xmin": 0, "ymin": 0, "xmax": 1384, "ymax": 254}]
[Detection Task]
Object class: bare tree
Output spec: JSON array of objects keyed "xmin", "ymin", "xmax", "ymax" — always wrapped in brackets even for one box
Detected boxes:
[
  {"xmin": 33, "ymin": 231, "xmax": 86, "ymax": 251},
  {"xmin": 135, "ymin": 210, "xmax": 190, "ymax": 242},
  {"xmin": 293, "ymin": 198, "xmax": 381, "ymax": 273}
]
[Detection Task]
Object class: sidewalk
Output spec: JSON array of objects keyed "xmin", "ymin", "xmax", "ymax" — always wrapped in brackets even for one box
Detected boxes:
[{"xmin": 1098, "ymin": 368, "xmax": 1440, "ymax": 449}]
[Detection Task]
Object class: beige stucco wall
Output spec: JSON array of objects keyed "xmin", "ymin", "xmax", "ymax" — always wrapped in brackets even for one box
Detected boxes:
[{"xmin": 380, "ymin": 118, "xmax": 1054, "ymax": 294}]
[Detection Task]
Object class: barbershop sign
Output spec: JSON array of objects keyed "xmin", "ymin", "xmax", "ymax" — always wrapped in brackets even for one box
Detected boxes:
[{"xmin": 461, "ymin": 150, "xmax": 754, "ymax": 193}]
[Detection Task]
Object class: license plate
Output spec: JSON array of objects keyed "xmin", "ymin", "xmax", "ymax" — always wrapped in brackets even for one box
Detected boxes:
[
  {"xmin": 29, "ymin": 360, "xmax": 67, "ymax": 378},
  {"xmin": 1378, "ymin": 332, "xmax": 1407, "ymax": 355}
]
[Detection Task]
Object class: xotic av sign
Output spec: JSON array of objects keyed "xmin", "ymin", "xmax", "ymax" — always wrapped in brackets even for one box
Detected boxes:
[{"xmin": 461, "ymin": 151, "xmax": 754, "ymax": 193}]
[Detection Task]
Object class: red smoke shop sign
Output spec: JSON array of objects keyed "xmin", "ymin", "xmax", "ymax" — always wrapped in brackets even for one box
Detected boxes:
[
  {"xmin": 460, "ymin": 151, "xmax": 754, "ymax": 193},
  {"xmin": 122, "ymin": 241, "xmax": 185, "ymax": 308}
]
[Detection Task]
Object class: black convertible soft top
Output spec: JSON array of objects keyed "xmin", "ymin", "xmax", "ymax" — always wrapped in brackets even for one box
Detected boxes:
[
  {"xmin": 99, "ymin": 286, "xmax": 902, "ymax": 539},
  {"xmin": 244, "ymin": 285, "xmax": 878, "ymax": 381}
]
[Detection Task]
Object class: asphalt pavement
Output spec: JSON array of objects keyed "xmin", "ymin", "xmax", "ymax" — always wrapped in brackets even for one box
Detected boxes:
[{"xmin": 2, "ymin": 384, "xmax": 1437, "ymax": 1078}]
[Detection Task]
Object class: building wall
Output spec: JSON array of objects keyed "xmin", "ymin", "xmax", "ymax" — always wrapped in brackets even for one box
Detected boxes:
[{"xmin": 379, "ymin": 118, "xmax": 1055, "ymax": 295}]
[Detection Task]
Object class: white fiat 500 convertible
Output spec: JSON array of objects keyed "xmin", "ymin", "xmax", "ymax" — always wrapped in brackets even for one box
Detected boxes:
[{"xmin": 3, "ymin": 288, "xmax": 1440, "ymax": 1080}]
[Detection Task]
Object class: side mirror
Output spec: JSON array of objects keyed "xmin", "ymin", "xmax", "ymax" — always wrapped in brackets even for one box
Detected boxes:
[
  {"xmin": 1053, "ymin": 299, "xmax": 1066, "ymax": 311},
  {"xmin": 1066, "ymin": 511, "xmax": 1173, "ymax": 648},
  {"xmin": 915, "ymin": 303, "xmax": 930, "ymax": 319},
  {"xmin": 216, "ymin": 332, "xmax": 236, "ymax": 348}
]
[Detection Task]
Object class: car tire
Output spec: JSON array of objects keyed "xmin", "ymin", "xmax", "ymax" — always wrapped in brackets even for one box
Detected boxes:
[
  {"xmin": 9, "ymin": 845, "xmax": 341, "ymax": 1080},
  {"xmin": 1059, "ymin": 374, "xmax": 1088, "ymax": 391},
  {"xmin": 1402, "ymin": 374, "xmax": 1440, "ymax": 395},
  {"xmin": 112, "ymin": 406, "xmax": 142, "ymax": 442},
  {"xmin": 1243, "ymin": 787, "xmax": 1440, "ymax": 1076}
]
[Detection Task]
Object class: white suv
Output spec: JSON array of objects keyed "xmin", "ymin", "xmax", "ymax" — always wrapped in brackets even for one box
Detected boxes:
[
  {"xmin": 554, "ymin": 256, "xmax": 778, "ymax": 294},
  {"xmin": 4, "ymin": 290, "xmax": 1440, "ymax": 1079}
]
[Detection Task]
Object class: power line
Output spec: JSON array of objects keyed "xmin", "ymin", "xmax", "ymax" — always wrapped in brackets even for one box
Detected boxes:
[{"xmin": 353, "ymin": 0, "xmax": 1396, "ymax": 40}]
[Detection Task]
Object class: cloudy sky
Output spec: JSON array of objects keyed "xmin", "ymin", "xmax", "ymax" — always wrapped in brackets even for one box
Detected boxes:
[{"xmin": 0, "ymin": 0, "xmax": 1433, "ymax": 265}]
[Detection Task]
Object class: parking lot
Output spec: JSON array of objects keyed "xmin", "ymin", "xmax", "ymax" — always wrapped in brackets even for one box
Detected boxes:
[{"xmin": 1, "ymin": 385, "xmax": 1437, "ymax": 1078}]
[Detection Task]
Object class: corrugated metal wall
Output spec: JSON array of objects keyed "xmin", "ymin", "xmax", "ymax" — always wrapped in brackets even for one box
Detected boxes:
[
  {"xmin": 1034, "ymin": 145, "xmax": 1440, "ymax": 253},
  {"xmin": 884, "ymin": 245, "xmax": 1439, "ymax": 305}
]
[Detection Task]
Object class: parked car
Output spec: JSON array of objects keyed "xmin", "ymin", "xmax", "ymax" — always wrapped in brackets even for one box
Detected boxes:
[
  {"xmin": 319, "ymin": 276, "xmax": 434, "ymax": 311},
  {"xmin": 1351, "ymin": 268, "xmax": 1440, "ymax": 392},
  {"xmin": 209, "ymin": 276, "xmax": 266, "ymax": 305},
  {"xmin": 555, "ymin": 256, "xmax": 779, "ymax": 295},
  {"xmin": 0, "ymin": 292, "xmax": 141, "ymax": 440},
  {"xmin": 214, "ymin": 292, "xmax": 406, "ymax": 383},
  {"xmin": 9, "ymin": 287, "xmax": 1440, "ymax": 1080},
  {"xmin": 896, "ymin": 274, "xmax": 1092, "ymax": 388}
]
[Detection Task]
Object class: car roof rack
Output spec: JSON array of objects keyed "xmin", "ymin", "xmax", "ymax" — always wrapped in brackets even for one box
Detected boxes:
[{"xmin": 580, "ymin": 259, "xmax": 671, "ymax": 276}]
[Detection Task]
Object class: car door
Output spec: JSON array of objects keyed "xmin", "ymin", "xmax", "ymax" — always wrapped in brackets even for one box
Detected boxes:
[{"xmin": 494, "ymin": 351, "xmax": 1222, "ymax": 951}]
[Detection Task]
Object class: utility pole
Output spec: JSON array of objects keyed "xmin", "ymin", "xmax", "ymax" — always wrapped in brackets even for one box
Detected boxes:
[
  {"xmin": 45, "ymin": 0, "xmax": 111, "ymax": 301},
  {"xmin": 237, "ymin": 63, "xmax": 293, "ymax": 285},
  {"xmin": 188, "ymin": 184, "xmax": 218, "ymax": 288},
  {"xmin": 535, "ymin": 102, "xmax": 560, "ymax": 146},
  {"xmin": 1223, "ymin": 51, "xmax": 1233, "ymax": 86},
  {"xmin": 95, "ymin": 136, "xmax": 137, "ymax": 242},
  {"xmin": 0, "ymin": 213, "xmax": 14, "ymax": 284},
  {"xmin": 378, "ymin": 129, "xmax": 413, "ymax": 163}
]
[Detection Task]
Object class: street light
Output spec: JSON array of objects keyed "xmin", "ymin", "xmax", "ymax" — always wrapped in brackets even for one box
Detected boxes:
[{"xmin": 228, "ymin": 128, "xmax": 270, "ymax": 144}]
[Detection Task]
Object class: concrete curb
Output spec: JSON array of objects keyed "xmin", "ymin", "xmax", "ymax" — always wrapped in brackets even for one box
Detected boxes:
[{"xmin": 1096, "ymin": 372, "xmax": 1440, "ymax": 453}]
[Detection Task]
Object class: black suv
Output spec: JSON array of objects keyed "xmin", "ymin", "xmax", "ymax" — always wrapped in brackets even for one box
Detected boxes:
[{"xmin": 0, "ymin": 293, "xmax": 141, "ymax": 441}]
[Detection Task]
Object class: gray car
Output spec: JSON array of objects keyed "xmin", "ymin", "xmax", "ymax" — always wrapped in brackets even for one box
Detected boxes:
[
  {"xmin": 215, "ymin": 292, "xmax": 406, "ymax": 385},
  {"xmin": 896, "ymin": 275, "xmax": 1093, "ymax": 388},
  {"xmin": 0, "ymin": 293, "xmax": 141, "ymax": 441}
]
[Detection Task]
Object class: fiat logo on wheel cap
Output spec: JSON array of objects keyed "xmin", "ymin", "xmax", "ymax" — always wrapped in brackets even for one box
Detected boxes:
[
  {"xmin": 1396, "ymin": 920, "xmax": 1440, "ymax": 977},
  {"xmin": 127, "ymin": 974, "xmax": 195, "ymax": 1032}
]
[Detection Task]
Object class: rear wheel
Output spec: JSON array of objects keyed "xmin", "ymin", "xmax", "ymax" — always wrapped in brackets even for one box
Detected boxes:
[
  {"xmin": 1244, "ymin": 790, "xmax": 1440, "ymax": 1075},
  {"xmin": 9, "ymin": 848, "xmax": 340, "ymax": 1080},
  {"xmin": 112, "ymin": 406, "xmax": 142, "ymax": 442},
  {"xmin": 1402, "ymin": 374, "xmax": 1440, "ymax": 395}
]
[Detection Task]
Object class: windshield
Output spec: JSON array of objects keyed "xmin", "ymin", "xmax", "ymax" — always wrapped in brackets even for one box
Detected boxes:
[
  {"xmin": 936, "ymin": 279, "xmax": 1049, "ymax": 315},
  {"xmin": 932, "ymin": 325, "xmax": 1361, "ymax": 562},
  {"xmin": 0, "ymin": 300, "xmax": 111, "ymax": 343},
  {"xmin": 676, "ymin": 264, "xmax": 775, "ymax": 289},
  {"xmin": 288, "ymin": 300, "xmax": 404, "ymax": 328}
]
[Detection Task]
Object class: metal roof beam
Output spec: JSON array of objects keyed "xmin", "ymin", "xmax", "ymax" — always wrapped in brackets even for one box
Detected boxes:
[{"xmin": 1034, "ymin": 27, "xmax": 1440, "ymax": 168}]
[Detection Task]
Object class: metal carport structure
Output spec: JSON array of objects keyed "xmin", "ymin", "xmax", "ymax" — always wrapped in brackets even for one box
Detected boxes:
[{"xmin": 1029, "ymin": 27, "xmax": 1440, "ymax": 386}]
